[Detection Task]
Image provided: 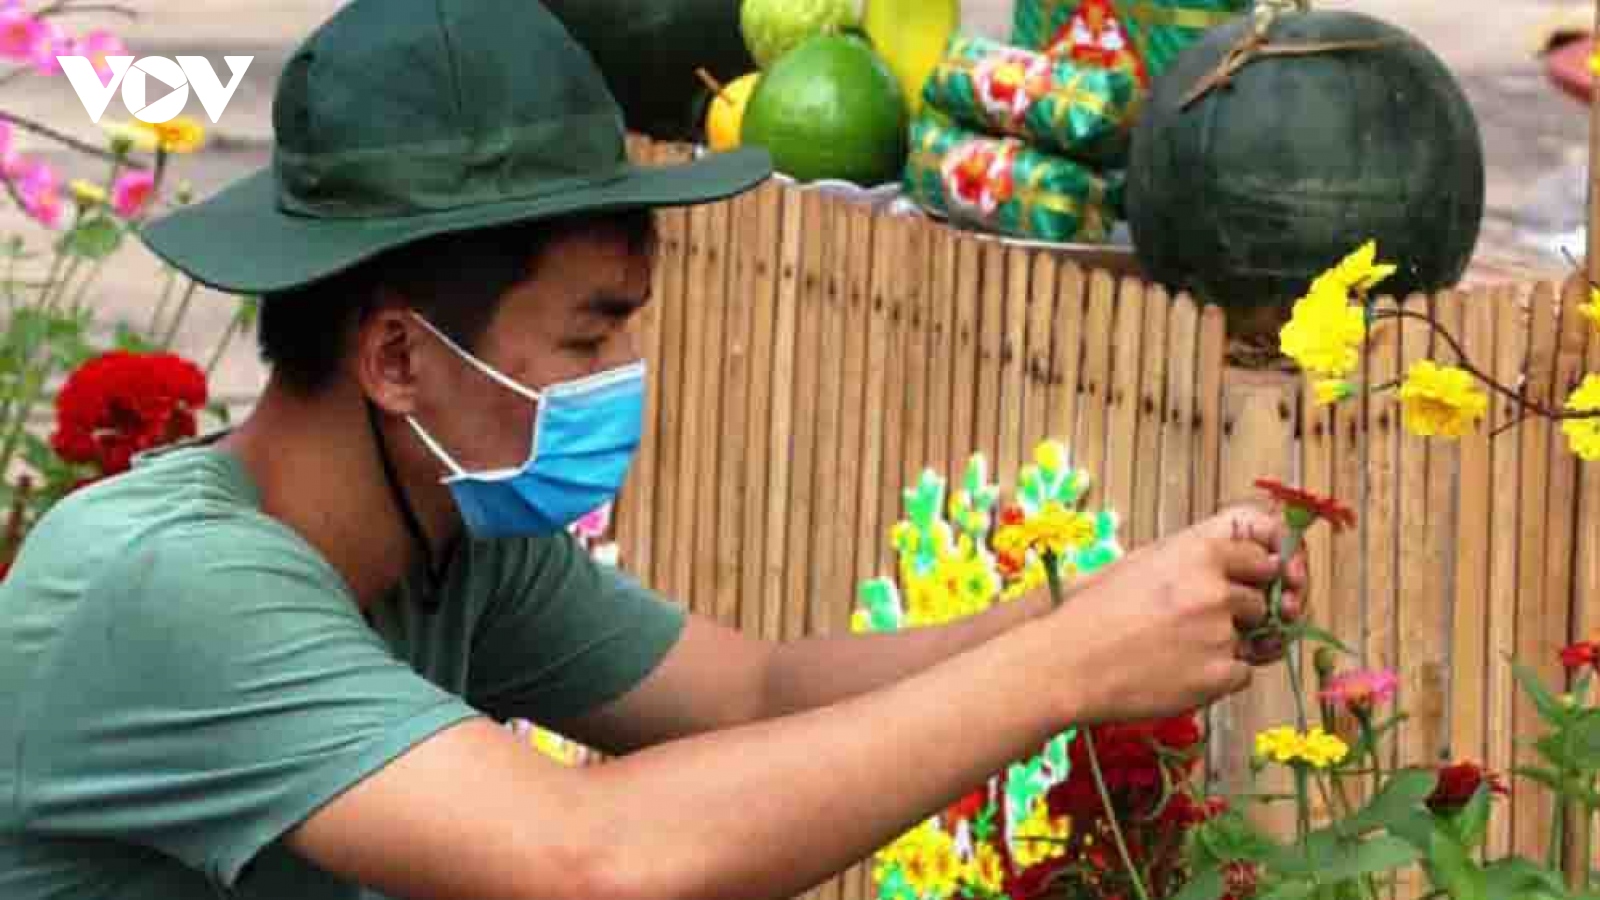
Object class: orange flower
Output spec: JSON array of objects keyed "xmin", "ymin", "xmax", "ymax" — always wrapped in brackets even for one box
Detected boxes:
[{"xmin": 1254, "ymin": 478, "xmax": 1356, "ymax": 532}]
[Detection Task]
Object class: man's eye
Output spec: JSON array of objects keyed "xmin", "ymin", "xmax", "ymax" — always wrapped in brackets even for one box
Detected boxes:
[{"xmin": 565, "ymin": 337, "xmax": 606, "ymax": 354}]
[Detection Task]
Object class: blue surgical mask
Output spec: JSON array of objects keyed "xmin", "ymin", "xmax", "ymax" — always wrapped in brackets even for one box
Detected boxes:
[{"xmin": 405, "ymin": 313, "xmax": 645, "ymax": 539}]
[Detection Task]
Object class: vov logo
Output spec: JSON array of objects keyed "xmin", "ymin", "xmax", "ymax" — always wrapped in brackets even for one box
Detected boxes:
[{"xmin": 57, "ymin": 56, "xmax": 253, "ymax": 124}]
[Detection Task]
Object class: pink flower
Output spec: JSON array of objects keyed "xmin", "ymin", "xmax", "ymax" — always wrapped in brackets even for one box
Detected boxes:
[
  {"xmin": 110, "ymin": 169, "xmax": 155, "ymax": 218},
  {"xmin": 0, "ymin": 7, "xmax": 41, "ymax": 63},
  {"xmin": 71, "ymin": 29, "xmax": 126, "ymax": 85},
  {"xmin": 16, "ymin": 161, "xmax": 63, "ymax": 227},
  {"xmin": 1319, "ymin": 668, "xmax": 1399, "ymax": 715},
  {"xmin": 28, "ymin": 18, "xmax": 69, "ymax": 75},
  {"xmin": 0, "ymin": 120, "xmax": 11, "ymax": 160}
]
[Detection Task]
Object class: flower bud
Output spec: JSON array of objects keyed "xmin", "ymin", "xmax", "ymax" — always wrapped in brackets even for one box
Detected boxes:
[{"xmin": 1313, "ymin": 646, "xmax": 1339, "ymax": 681}]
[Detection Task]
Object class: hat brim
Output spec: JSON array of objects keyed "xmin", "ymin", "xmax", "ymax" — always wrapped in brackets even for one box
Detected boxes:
[{"xmin": 138, "ymin": 147, "xmax": 773, "ymax": 295}]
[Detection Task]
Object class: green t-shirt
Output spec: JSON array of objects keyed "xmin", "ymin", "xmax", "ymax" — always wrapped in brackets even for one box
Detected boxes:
[{"xmin": 0, "ymin": 441, "xmax": 687, "ymax": 899}]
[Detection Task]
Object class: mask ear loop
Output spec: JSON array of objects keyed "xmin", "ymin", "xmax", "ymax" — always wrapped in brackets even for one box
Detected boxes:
[
  {"xmin": 410, "ymin": 311, "xmax": 542, "ymax": 403},
  {"xmin": 367, "ymin": 401, "xmax": 453, "ymax": 613}
]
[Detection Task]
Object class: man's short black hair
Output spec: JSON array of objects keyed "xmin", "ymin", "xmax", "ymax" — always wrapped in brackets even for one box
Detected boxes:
[{"xmin": 256, "ymin": 208, "xmax": 657, "ymax": 394}]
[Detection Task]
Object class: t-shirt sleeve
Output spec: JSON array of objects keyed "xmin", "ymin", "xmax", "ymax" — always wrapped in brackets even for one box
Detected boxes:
[
  {"xmin": 16, "ymin": 524, "xmax": 483, "ymax": 890},
  {"xmin": 466, "ymin": 532, "xmax": 687, "ymax": 725}
]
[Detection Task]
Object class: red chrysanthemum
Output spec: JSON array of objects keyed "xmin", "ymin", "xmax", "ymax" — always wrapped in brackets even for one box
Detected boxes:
[
  {"xmin": 1046, "ymin": 713, "xmax": 1202, "ymax": 822},
  {"xmin": 1254, "ymin": 478, "xmax": 1357, "ymax": 532},
  {"xmin": 50, "ymin": 351, "xmax": 207, "ymax": 476},
  {"xmin": 1001, "ymin": 852, "xmax": 1072, "ymax": 900},
  {"xmin": 1427, "ymin": 761, "xmax": 1508, "ymax": 813}
]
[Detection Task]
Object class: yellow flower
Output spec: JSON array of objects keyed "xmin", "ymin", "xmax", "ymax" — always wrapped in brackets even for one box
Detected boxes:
[
  {"xmin": 1034, "ymin": 440, "xmax": 1068, "ymax": 472},
  {"xmin": 1313, "ymin": 379, "xmax": 1355, "ymax": 406},
  {"xmin": 1397, "ymin": 361, "xmax": 1488, "ymax": 439},
  {"xmin": 967, "ymin": 844, "xmax": 1006, "ymax": 893},
  {"xmin": 1591, "ymin": 46, "xmax": 1600, "ymax": 77},
  {"xmin": 1581, "ymin": 288, "xmax": 1600, "ymax": 334},
  {"xmin": 1563, "ymin": 374, "xmax": 1600, "ymax": 462},
  {"xmin": 1023, "ymin": 502, "xmax": 1096, "ymax": 557},
  {"xmin": 103, "ymin": 116, "xmax": 207, "ymax": 154},
  {"xmin": 1254, "ymin": 725, "xmax": 1349, "ymax": 769},
  {"xmin": 1279, "ymin": 283, "xmax": 1367, "ymax": 378},
  {"xmin": 897, "ymin": 827, "xmax": 961, "ymax": 899},
  {"xmin": 850, "ymin": 609, "xmax": 871, "ymax": 634},
  {"xmin": 1011, "ymin": 798, "xmax": 1069, "ymax": 867},
  {"xmin": 1324, "ymin": 240, "xmax": 1398, "ymax": 295},
  {"xmin": 68, "ymin": 179, "xmax": 107, "ymax": 207}
]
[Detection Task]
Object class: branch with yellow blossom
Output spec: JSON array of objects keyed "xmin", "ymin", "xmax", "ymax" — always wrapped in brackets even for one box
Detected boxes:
[{"xmin": 1280, "ymin": 241, "xmax": 1600, "ymax": 461}]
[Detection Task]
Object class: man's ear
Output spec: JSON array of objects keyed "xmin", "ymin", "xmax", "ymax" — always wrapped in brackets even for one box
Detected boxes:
[{"xmin": 353, "ymin": 291, "xmax": 422, "ymax": 415}]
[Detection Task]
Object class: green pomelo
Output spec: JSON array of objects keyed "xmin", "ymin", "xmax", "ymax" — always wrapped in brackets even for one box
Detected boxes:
[
  {"xmin": 741, "ymin": 34, "xmax": 909, "ymax": 186},
  {"xmin": 741, "ymin": 0, "xmax": 859, "ymax": 69}
]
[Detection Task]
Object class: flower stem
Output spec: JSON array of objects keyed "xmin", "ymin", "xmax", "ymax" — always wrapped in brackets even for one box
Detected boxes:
[
  {"xmin": 159, "ymin": 277, "xmax": 199, "ymax": 349},
  {"xmin": 1084, "ymin": 730, "xmax": 1153, "ymax": 900}
]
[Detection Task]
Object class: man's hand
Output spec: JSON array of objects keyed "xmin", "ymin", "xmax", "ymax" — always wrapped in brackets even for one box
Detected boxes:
[{"xmin": 1041, "ymin": 501, "xmax": 1309, "ymax": 727}]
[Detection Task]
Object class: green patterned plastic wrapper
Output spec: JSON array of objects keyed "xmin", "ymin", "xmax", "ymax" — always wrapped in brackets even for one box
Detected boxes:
[
  {"xmin": 1011, "ymin": 0, "xmax": 1247, "ymax": 86},
  {"xmin": 903, "ymin": 113, "xmax": 1116, "ymax": 244},
  {"xmin": 921, "ymin": 32, "xmax": 1142, "ymax": 166}
]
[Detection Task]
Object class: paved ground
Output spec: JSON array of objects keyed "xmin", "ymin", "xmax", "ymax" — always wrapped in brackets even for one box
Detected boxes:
[{"xmin": 2, "ymin": 0, "xmax": 1594, "ymax": 406}]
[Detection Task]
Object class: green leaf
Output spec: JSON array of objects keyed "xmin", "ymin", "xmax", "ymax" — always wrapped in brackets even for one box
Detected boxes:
[
  {"xmin": 1512, "ymin": 659, "xmax": 1570, "ymax": 727},
  {"xmin": 1427, "ymin": 827, "xmax": 1486, "ymax": 900},
  {"xmin": 1318, "ymin": 835, "xmax": 1421, "ymax": 882},
  {"xmin": 1168, "ymin": 867, "xmax": 1225, "ymax": 900},
  {"xmin": 1567, "ymin": 711, "xmax": 1600, "ymax": 770},
  {"xmin": 1513, "ymin": 765, "xmax": 1566, "ymax": 795},
  {"xmin": 1343, "ymin": 768, "xmax": 1439, "ymax": 834},
  {"xmin": 1255, "ymin": 878, "xmax": 1315, "ymax": 900},
  {"xmin": 58, "ymin": 215, "xmax": 123, "ymax": 260},
  {"xmin": 1483, "ymin": 857, "xmax": 1566, "ymax": 899},
  {"xmin": 1291, "ymin": 623, "xmax": 1356, "ymax": 656},
  {"xmin": 1442, "ymin": 782, "xmax": 1494, "ymax": 851}
]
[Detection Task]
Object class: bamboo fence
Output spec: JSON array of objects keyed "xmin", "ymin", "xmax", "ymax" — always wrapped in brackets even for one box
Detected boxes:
[{"xmin": 609, "ymin": 136, "xmax": 1600, "ymax": 898}]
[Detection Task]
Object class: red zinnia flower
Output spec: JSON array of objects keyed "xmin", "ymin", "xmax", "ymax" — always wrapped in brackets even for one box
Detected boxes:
[
  {"xmin": 1254, "ymin": 478, "xmax": 1357, "ymax": 532},
  {"xmin": 50, "ymin": 351, "xmax": 207, "ymax": 476},
  {"xmin": 1222, "ymin": 861, "xmax": 1260, "ymax": 899},
  {"xmin": 1046, "ymin": 712, "xmax": 1203, "ymax": 822},
  {"xmin": 1427, "ymin": 761, "xmax": 1507, "ymax": 813},
  {"xmin": 1562, "ymin": 638, "xmax": 1600, "ymax": 672}
]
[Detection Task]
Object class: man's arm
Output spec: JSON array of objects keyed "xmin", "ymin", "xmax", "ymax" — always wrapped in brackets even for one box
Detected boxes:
[
  {"xmin": 289, "ymin": 505, "xmax": 1291, "ymax": 900},
  {"xmin": 548, "ymin": 591, "xmax": 1050, "ymax": 754}
]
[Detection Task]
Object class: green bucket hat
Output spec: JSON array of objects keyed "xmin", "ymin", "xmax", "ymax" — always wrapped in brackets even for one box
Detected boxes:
[{"xmin": 139, "ymin": 0, "xmax": 772, "ymax": 295}]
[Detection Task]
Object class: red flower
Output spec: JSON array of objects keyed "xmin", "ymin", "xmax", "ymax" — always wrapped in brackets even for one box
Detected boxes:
[
  {"xmin": 1254, "ymin": 478, "xmax": 1357, "ymax": 531},
  {"xmin": 942, "ymin": 786, "xmax": 988, "ymax": 824},
  {"xmin": 1000, "ymin": 505, "xmax": 1027, "ymax": 527},
  {"xmin": 1562, "ymin": 639, "xmax": 1600, "ymax": 672},
  {"xmin": 1222, "ymin": 860, "xmax": 1260, "ymax": 899},
  {"xmin": 1002, "ymin": 854, "xmax": 1072, "ymax": 900},
  {"xmin": 50, "ymin": 351, "xmax": 207, "ymax": 476},
  {"xmin": 1427, "ymin": 761, "xmax": 1508, "ymax": 813},
  {"xmin": 1046, "ymin": 712, "xmax": 1202, "ymax": 822}
]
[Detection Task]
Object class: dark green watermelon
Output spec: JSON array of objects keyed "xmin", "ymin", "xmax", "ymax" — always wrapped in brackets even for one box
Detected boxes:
[
  {"xmin": 541, "ymin": 0, "xmax": 754, "ymax": 142},
  {"xmin": 1125, "ymin": 10, "xmax": 1484, "ymax": 328}
]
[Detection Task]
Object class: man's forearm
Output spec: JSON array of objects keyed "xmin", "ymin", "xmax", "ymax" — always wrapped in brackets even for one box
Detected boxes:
[{"xmin": 759, "ymin": 590, "xmax": 1052, "ymax": 719}]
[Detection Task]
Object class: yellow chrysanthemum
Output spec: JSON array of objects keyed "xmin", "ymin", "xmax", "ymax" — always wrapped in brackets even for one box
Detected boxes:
[
  {"xmin": 1023, "ymin": 502, "xmax": 1096, "ymax": 557},
  {"xmin": 1324, "ymin": 240, "xmax": 1398, "ymax": 295},
  {"xmin": 967, "ymin": 844, "xmax": 1007, "ymax": 893},
  {"xmin": 850, "ymin": 609, "xmax": 871, "ymax": 634},
  {"xmin": 1010, "ymin": 799, "xmax": 1070, "ymax": 867},
  {"xmin": 924, "ymin": 837, "xmax": 965, "ymax": 898},
  {"xmin": 1279, "ymin": 284, "xmax": 1368, "ymax": 378},
  {"xmin": 1253, "ymin": 725, "xmax": 1348, "ymax": 769},
  {"xmin": 1313, "ymin": 379, "xmax": 1355, "ymax": 406},
  {"xmin": 68, "ymin": 179, "xmax": 107, "ymax": 207},
  {"xmin": 1563, "ymin": 374, "xmax": 1600, "ymax": 462},
  {"xmin": 1397, "ymin": 361, "xmax": 1488, "ymax": 439}
]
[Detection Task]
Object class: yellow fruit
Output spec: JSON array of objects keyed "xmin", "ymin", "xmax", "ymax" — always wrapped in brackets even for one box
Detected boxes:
[
  {"xmin": 863, "ymin": 0, "xmax": 959, "ymax": 114},
  {"xmin": 706, "ymin": 72, "xmax": 762, "ymax": 152}
]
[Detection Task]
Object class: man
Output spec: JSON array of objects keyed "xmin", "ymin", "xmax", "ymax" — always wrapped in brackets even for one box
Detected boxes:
[{"xmin": 0, "ymin": 1, "xmax": 1307, "ymax": 899}]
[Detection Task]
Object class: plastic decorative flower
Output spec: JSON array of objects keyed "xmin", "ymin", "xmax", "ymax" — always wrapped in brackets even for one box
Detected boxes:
[
  {"xmin": 1011, "ymin": 797, "xmax": 1070, "ymax": 868},
  {"xmin": 1254, "ymin": 478, "xmax": 1356, "ymax": 532},
  {"xmin": 967, "ymin": 842, "xmax": 1007, "ymax": 893},
  {"xmin": 1279, "ymin": 281, "xmax": 1367, "ymax": 378},
  {"xmin": 110, "ymin": 169, "xmax": 156, "ymax": 218},
  {"xmin": 1562, "ymin": 374, "xmax": 1600, "ymax": 462},
  {"xmin": 50, "ymin": 351, "xmax": 208, "ymax": 475},
  {"xmin": 1397, "ymin": 361, "xmax": 1488, "ymax": 439},
  {"xmin": 1426, "ymin": 761, "xmax": 1507, "ymax": 813},
  {"xmin": 1253, "ymin": 725, "xmax": 1349, "ymax": 769},
  {"xmin": 1318, "ymin": 668, "xmax": 1399, "ymax": 714}
]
